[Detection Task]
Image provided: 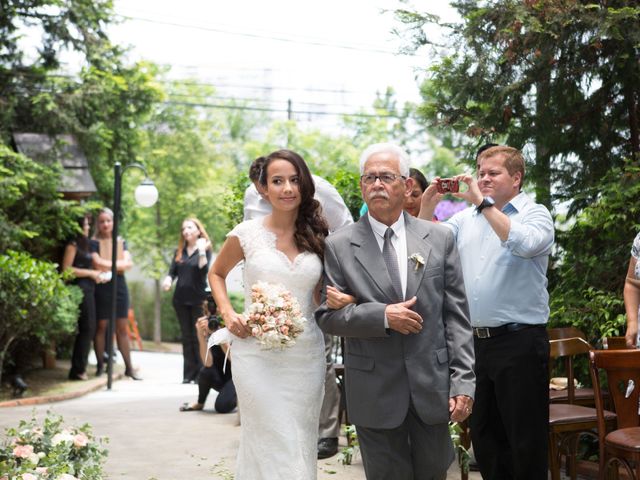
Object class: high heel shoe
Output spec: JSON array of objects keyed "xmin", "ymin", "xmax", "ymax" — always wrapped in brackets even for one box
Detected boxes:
[
  {"xmin": 124, "ymin": 369, "xmax": 142, "ymax": 381},
  {"xmin": 95, "ymin": 364, "xmax": 104, "ymax": 377}
]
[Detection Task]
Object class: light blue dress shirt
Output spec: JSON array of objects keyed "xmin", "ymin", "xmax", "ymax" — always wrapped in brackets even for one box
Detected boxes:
[{"xmin": 444, "ymin": 192, "xmax": 554, "ymax": 327}]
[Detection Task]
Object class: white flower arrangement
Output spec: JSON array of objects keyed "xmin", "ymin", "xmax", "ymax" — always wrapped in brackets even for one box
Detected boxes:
[
  {"xmin": 409, "ymin": 253, "xmax": 425, "ymax": 271},
  {"xmin": 245, "ymin": 281, "xmax": 306, "ymax": 350},
  {"xmin": 0, "ymin": 412, "xmax": 107, "ymax": 480}
]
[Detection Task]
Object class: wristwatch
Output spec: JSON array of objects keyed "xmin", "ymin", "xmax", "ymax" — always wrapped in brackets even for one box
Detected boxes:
[{"xmin": 475, "ymin": 196, "xmax": 495, "ymax": 214}]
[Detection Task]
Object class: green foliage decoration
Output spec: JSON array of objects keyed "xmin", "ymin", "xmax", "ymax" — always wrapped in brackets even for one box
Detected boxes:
[
  {"xmin": 0, "ymin": 251, "xmax": 81, "ymax": 387},
  {"xmin": 0, "ymin": 412, "xmax": 108, "ymax": 479}
]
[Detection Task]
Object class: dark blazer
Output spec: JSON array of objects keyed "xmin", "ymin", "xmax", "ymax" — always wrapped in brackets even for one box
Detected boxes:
[{"xmin": 315, "ymin": 212, "xmax": 475, "ymax": 429}]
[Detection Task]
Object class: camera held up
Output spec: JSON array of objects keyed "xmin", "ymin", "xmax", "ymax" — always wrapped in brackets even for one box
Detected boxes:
[
  {"xmin": 203, "ymin": 294, "xmax": 221, "ymax": 332},
  {"xmin": 436, "ymin": 178, "xmax": 460, "ymax": 194}
]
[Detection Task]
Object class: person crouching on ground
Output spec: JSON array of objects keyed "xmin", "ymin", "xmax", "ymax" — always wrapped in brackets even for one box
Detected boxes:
[{"xmin": 179, "ymin": 295, "xmax": 236, "ymax": 413}]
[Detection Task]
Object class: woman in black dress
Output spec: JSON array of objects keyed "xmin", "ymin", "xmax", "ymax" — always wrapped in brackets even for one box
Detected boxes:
[
  {"xmin": 62, "ymin": 213, "xmax": 107, "ymax": 380},
  {"xmin": 91, "ymin": 208, "xmax": 140, "ymax": 380},
  {"xmin": 162, "ymin": 217, "xmax": 212, "ymax": 383}
]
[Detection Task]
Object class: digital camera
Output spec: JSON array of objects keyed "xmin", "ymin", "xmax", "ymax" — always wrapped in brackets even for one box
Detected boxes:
[
  {"xmin": 203, "ymin": 294, "xmax": 221, "ymax": 331},
  {"xmin": 436, "ymin": 178, "xmax": 459, "ymax": 194}
]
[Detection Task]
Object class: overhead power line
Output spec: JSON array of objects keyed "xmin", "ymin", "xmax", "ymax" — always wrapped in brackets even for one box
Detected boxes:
[
  {"xmin": 118, "ymin": 14, "xmax": 404, "ymax": 56},
  {"xmin": 158, "ymin": 78, "xmax": 359, "ymax": 95},
  {"xmin": 166, "ymin": 91, "xmax": 381, "ymax": 110},
  {"xmin": 165, "ymin": 100, "xmax": 400, "ymax": 118}
]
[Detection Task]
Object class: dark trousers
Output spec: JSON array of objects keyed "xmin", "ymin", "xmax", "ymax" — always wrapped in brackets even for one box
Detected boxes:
[
  {"xmin": 198, "ymin": 366, "xmax": 237, "ymax": 413},
  {"xmin": 69, "ymin": 287, "xmax": 96, "ymax": 376},
  {"xmin": 173, "ymin": 301, "xmax": 203, "ymax": 381},
  {"xmin": 356, "ymin": 403, "xmax": 453, "ymax": 480},
  {"xmin": 470, "ymin": 326, "xmax": 549, "ymax": 480}
]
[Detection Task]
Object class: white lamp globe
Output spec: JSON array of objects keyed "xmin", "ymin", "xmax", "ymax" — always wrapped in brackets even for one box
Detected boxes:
[{"xmin": 134, "ymin": 179, "xmax": 159, "ymax": 207}]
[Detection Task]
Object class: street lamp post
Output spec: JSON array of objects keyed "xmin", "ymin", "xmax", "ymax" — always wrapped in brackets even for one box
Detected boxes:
[{"xmin": 107, "ymin": 162, "xmax": 158, "ymax": 390}]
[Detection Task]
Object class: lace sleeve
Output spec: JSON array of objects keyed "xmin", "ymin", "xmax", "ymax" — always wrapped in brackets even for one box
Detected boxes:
[
  {"xmin": 227, "ymin": 219, "xmax": 263, "ymax": 258},
  {"xmin": 632, "ymin": 232, "xmax": 640, "ymax": 260}
]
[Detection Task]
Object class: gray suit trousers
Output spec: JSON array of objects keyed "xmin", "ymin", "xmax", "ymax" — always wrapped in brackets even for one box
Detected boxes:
[{"xmin": 356, "ymin": 404, "xmax": 453, "ymax": 480}]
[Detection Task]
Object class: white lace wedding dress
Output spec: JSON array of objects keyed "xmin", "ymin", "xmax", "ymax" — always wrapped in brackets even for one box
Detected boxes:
[{"xmin": 228, "ymin": 218, "xmax": 326, "ymax": 479}]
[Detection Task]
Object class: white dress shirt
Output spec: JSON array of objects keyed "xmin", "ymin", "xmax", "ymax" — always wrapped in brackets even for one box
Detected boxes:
[
  {"xmin": 243, "ymin": 174, "xmax": 353, "ymax": 232},
  {"xmin": 367, "ymin": 212, "xmax": 408, "ymax": 299},
  {"xmin": 444, "ymin": 192, "xmax": 554, "ymax": 327}
]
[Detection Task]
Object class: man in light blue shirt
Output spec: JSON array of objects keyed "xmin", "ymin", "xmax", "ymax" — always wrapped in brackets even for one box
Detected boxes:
[{"xmin": 420, "ymin": 145, "xmax": 554, "ymax": 480}]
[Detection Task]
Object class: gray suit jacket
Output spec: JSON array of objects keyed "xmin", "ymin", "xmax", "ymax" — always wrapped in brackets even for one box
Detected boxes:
[{"xmin": 315, "ymin": 212, "xmax": 475, "ymax": 429}]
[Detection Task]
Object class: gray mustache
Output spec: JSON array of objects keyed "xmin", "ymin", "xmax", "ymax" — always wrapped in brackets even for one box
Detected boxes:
[{"xmin": 369, "ymin": 192, "xmax": 389, "ymax": 200}]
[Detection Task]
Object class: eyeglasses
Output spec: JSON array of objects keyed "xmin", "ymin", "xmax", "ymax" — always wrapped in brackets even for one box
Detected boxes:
[{"xmin": 360, "ymin": 173, "xmax": 406, "ymax": 185}]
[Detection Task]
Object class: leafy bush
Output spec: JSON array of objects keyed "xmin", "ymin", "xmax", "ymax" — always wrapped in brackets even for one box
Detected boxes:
[
  {"xmin": 548, "ymin": 161, "xmax": 640, "ymax": 381},
  {"xmin": 0, "ymin": 412, "xmax": 107, "ymax": 479},
  {"xmin": 327, "ymin": 170, "xmax": 362, "ymax": 220},
  {"xmin": 0, "ymin": 251, "xmax": 81, "ymax": 387},
  {"xmin": 549, "ymin": 162, "xmax": 640, "ymax": 338},
  {"xmin": 221, "ymin": 172, "xmax": 250, "ymax": 235},
  {"xmin": 0, "ymin": 145, "xmax": 84, "ymax": 258}
]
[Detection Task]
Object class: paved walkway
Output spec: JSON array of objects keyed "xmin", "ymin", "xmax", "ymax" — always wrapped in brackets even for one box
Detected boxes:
[{"xmin": 0, "ymin": 351, "xmax": 477, "ymax": 479}]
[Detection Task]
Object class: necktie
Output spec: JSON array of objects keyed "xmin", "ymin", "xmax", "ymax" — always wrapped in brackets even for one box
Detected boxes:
[{"xmin": 383, "ymin": 227, "xmax": 403, "ymax": 301}]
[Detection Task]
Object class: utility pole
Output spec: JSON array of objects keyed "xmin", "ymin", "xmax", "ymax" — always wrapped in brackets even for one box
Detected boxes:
[{"xmin": 286, "ymin": 99, "xmax": 292, "ymax": 147}]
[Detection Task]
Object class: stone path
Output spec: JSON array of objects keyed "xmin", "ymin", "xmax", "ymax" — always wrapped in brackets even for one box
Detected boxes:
[{"xmin": 0, "ymin": 350, "xmax": 477, "ymax": 479}]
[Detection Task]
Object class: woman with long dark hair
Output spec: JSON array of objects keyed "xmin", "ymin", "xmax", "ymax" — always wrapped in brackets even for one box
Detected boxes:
[
  {"xmin": 209, "ymin": 149, "xmax": 328, "ymax": 479},
  {"xmin": 62, "ymin": 213, "xmax": 106, "ymax": 380}
]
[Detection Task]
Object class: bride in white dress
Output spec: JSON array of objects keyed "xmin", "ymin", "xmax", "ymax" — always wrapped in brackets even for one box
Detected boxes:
[{"xmin": 209, "ymin": 150, "xmax": 328, "ymax": 479}]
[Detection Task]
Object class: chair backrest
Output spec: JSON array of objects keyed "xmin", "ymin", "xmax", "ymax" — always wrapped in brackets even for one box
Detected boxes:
[
  {"xmin": 589, "ymin": 349, "xmax": 640, "ymax": 431},
  {"xmin": 602, "ymin": 336, "xmax": 632, "ymax": 350},
  {"xmin": 548, "ymin": 326, "xmax": 588, "ymax": 341},
  {"xmin": 549, "ymin": 337, "xmax": 593, "ymax": 404}
]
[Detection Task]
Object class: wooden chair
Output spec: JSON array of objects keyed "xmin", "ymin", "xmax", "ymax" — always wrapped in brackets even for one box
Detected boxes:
[
  {"xmin": 590, "ymin": 349, "xmax": 640, "ymax": 480},
  {"xmin": 548, "ymin": 327, "xmax": 596, "ymax": 405},
  {"xmin": 602, "ymin": 336, "xmax": 633, "ymax": 350},
  {"xmin": 549, "ymin": 337, "xmax": 616, "ymax": 480},
  {"xmin": 549, "ymin": 327, "xmax": 588, "ymax": 341}
]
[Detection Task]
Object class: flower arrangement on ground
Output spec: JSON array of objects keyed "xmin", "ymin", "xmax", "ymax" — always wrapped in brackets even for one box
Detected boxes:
[
  {"xmin": 0, "ymin": 412, "xmax": 108, "ymax": 480},
  {"xmin": 245, "ymin": 281, "xmax": 306, "ymax": 350}
]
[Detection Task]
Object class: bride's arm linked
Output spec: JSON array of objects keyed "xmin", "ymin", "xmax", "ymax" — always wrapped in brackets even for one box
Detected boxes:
[
  {"xmin": 326, "ymin": 285, "xmax": 356, "ymax": 309},
  {"xmin": 208, "ymin": 236, "xmax": 251, "ymax": 338}
]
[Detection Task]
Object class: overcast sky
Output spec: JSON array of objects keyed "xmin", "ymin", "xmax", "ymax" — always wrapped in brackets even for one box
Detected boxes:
[{"xmin": 108, "ymin": 0, "xmax": 459, "ymax": 125}]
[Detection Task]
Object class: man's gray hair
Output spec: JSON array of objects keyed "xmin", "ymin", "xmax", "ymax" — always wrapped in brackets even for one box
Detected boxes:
[{"xmin": 359, "ymin": 143, "xmax": 410, "ymax": 177}]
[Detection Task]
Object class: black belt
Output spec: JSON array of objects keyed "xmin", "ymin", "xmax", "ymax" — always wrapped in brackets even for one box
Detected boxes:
[{"xmin": 472, "ymin": 323, "xmax": 544, "ymax": 339}]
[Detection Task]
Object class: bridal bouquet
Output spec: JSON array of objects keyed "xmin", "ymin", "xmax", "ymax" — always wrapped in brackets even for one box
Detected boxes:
[{"xmin": 245, "ymin": 281, "xmax": 306, "ymax": 350}]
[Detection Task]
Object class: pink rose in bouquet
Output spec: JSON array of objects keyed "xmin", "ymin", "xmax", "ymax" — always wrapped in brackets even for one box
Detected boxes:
[{"xmin": 245, "ymin": 281, "xmax": 306, "ymax": 350}]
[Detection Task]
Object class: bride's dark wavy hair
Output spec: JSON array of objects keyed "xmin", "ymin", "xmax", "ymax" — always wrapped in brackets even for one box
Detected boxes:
[{"xmin": 259, "ymin": 149, "xmax": 328, "ymax": 259}]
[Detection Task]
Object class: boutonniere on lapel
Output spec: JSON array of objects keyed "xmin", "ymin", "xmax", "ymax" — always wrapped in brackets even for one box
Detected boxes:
[{"xmin": 409, "ymin": 253, "xmax": 425, "ymax": 271}]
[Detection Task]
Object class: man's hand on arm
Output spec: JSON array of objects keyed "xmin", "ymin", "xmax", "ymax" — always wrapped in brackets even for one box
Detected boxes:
[
  {"xmin": 385, "ymin": 296, "xmax": 423, "ymax": 335},
  {"xmin": 449, "ymin": 395, "xmax": 474, "ymax": 423}
]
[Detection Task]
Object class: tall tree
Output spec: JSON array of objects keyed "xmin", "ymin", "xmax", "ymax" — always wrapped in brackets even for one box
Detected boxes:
[{"xmin": 396, "ymin": 0, "xmax": 640, "ymax": 213}]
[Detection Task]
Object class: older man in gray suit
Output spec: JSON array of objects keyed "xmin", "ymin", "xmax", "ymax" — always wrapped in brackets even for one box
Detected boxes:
[{"xmin": 315, "ymin": 143, "xmax": 475, "ymax": 480}]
